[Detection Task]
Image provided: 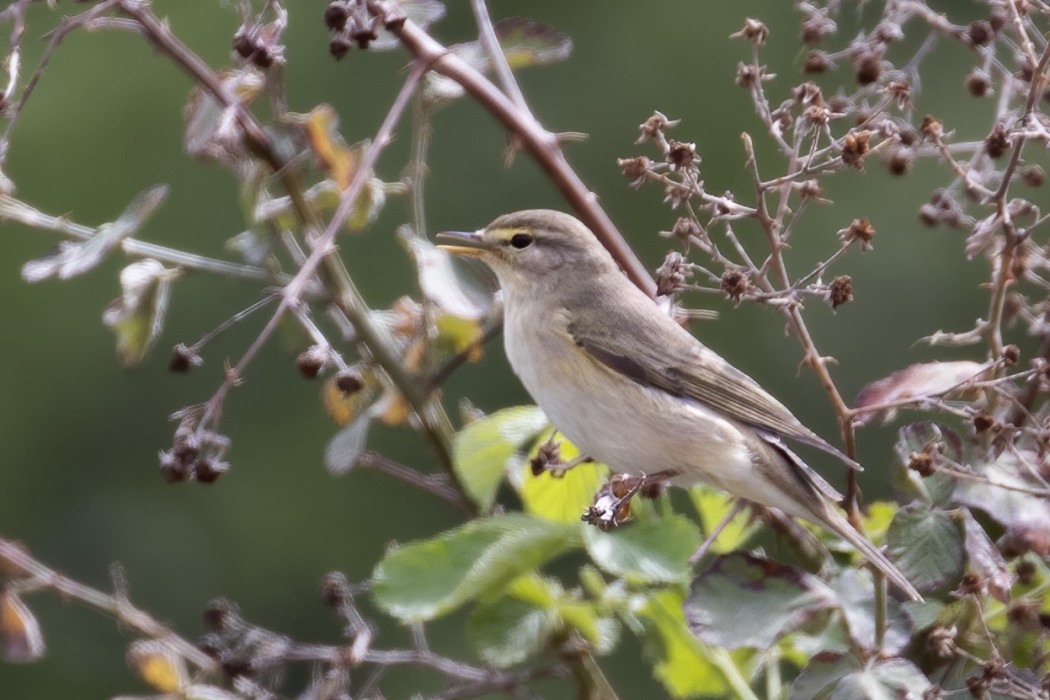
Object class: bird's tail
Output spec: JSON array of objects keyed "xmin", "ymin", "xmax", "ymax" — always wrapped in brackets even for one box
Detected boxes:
[{"xmin": 817, "ymin": 505, "xmax": 922, "ymax": 602}]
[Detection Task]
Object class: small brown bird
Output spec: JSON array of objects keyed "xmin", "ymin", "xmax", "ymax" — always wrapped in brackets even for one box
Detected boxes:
[{"xmin": 439, "ymin": 210, "xmax": 920, "ymax": 601}]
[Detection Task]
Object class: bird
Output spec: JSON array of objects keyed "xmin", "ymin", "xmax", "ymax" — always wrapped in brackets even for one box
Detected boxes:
[{"xmin": 438, "ymin": 209, "xmax": 921, "ymax": 601}]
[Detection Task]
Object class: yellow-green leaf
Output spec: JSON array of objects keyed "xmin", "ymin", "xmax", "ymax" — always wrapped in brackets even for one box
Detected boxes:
[
  {"xmin": 519, "ymin": 435, "xmax": 609, "ymax": 524},
  {"xmin": 452, "ymin": 406, "xmax": 547, "ymax": 511},
  {"xmin": 689, "ymin": 485, "xmax": 757, "ymax": 554}
]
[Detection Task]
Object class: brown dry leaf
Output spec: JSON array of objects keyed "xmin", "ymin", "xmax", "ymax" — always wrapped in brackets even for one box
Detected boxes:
[
  {"xmin": 854, "ymin": 361, "xmax": 989, "ymax": 425},
  {"xmin": 126, "ymin": 639, "xmax": 186, "ymax": 692},
  {"xmin": 303, "ymin": 104, "xmax": 355, "ymax": 190},
  {"xmin": 0, "ymin": 590, "xmax": 45, "ymax": 662}
]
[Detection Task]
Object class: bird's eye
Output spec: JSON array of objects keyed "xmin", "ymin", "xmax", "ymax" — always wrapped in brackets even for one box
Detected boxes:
[{"xmin": 509, "ymin": 232, "xmax": 534, "ymax": 249}]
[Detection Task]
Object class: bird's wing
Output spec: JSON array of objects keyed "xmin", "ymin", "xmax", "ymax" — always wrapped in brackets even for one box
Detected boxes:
[{"xmin": 565, "ymin": 307, "xmax": 861, "ymax": 469}]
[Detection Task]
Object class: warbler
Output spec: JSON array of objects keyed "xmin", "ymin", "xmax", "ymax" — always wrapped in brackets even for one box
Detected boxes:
[{"xmin": 438, "ymin": 210, "xmax": 920, "ymax": 601}]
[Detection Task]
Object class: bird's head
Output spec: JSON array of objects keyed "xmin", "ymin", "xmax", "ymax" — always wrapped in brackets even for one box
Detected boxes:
[{"xmin": 437, "ymin": 210, "xmax": 618, "ymax": 296}]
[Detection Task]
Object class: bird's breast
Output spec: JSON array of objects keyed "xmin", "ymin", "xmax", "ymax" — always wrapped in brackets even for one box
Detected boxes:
[{"xmin": 502, "ymin": 303, "xmax": 752, "ymax": 478}]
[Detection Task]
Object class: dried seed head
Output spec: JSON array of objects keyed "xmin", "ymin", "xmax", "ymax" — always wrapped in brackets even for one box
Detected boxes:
[
  {"xmin": 827, "ymin": 94, "xmax": 851, "ymax": 114},
  {"xmin": 656, "ymin": 251, "xmax": 689, "ymax": 297},
  {"xmin": 884, "ymin": 146, "xmax": 913, "ymax": 176},
  {"xmin": 666, "ymin": 216, "xmax": 701, "ymax": 245},
  {"xmin": 803, "ymin": 104, "xmax": 830, "ymax": 129},
  {"xmin": 875, "ymin": 20, "xmax": 903, "ymax": 43},
  {"xmin": 324, "ymin": 2, "xmax": 350, "ymax": 32},
  {"xmin": 804, "ymin": 51, "xmax": 831, "ymax": 74},
  {"xmin": 957, "ymin": 573, "xmax": 985, "ymax": 596},
  {"xmin": 335, "ymin": 370, "xmax": 365, "ymax": 395},
  {"xmin": 973, "ymin": 412, "xmax": 996, "ymax": 433},
  {"xmin": 898, "ymin": 126, "xmax": 918, "ymax": 147},
  {"xmin": 296, "ymin": 345, "xmax": 328, "ymax": 379},
  {"xmin": 796, "ymin": 179, "xmax": 827, "ymax": 203},
  {"xmin": 730, "ymin": 18, "xmax": 769, "ymax": 45},
  {"xmin": 801, "ymin": 12, "xmax": 836, "ymax": 44},
  {"xmin": 720, "ymin": 269, "xmax": 749, "ymax": 301},
  {"xmin": 985, "ymin": 122, "xmax": 1011, "ymax": 158},
  {"xmin": 194, "ymin": 458, "xmax": 228, "ymax": 484},
  {"xmin": 330, "ymin": 35, "xmax": 351, "ymax": 60},
  {"xmin": 1007, "ymin": 598, "xmax": 1040, "ymax": 626},
  {"xmin": 968, "ymin": 20, "xmax": 994, "ymax": 46},
  {"xmin": 667, "ymin": 141, "xmax": 697, "ymax": 170},
  {"xmin": 735, "ymin": 63, "xmax": 759, "ymax": 88},
  {"xmin": 617, "ymin": 155, "xmax": 650, "ymax": 185},
  {"xmin": 1016, "ymin": 559, "xmax": 1036, "ymax": 584},
  {"xmin": 252, "ymin": 45, "xmax": 275, "ymax": 69},
  {"xmin": 920, "ymin": 115, "xmax": 943, "ymax": 141},
  {"xmin": 885, "ymin": 80, "xmax": 911, "ymax": 109},
  {"xmin": 232, "ymin": 30, "xmax": 254, "ymax": 59},
  {"xmin": 1002, "ymin": 344, "xmax": 1021, "ymax": 367},
  {"xmin": 908, "ymin": 450, "xmax": 935, "ymax": 477},
  {"xmin": 169, "ymin": 344, "xmax": 202, "ymax": 373},
  {"xmin": 840, "ymin": 131, "xmax": 870, "ymax": 169},
  {"xmin": 529, "ymin": 441, "xmax": 563, "ymax": 476},
  {"xmin": 827, "ymin": 275, "xmax": 853, "ymax": 309},
  {"xmin": 350, "ymin": 25, "xmax": 379, "ymax": 50},
  {"xmin": 919, "ymin": 189, "xmax": 966, "ymax": 228},
  {"xmin": 203, "ymin": 598, "xmax": 239, "ymax": 631},
  {"xmin": 1021, "ymin": 164, "xmax": 1045, "ymax": 187},
  {"xmin": 966, "ymin": 69, "xmax": 991, "ymax": 97},
  {"xmin": 320, "ymin": 572, "xmax": 350, "ymax": 608},
  {"xmin": 636, "ymin": 111, "xmax": 680, "ymax": 145},
  {"xmin": 792, "ymin": 82, "xmax": 824, "ymax": 107},
  {"xmin": 838, "ymin": 218, "xmax": 876, "ymax": 251},
  {"xmin": 159, "ymin": 451, "xmax": 191, "ymax": 483},
  {"xmin": 989, "ymin": 6, "xmax": 1008, "ymax": 32},
  {"xmin": 926, "ymin": 626, "xmax": 956, "ymax": 658},
  {"xmin": 854, "ymin": 52, "xmax": 881, "ymax": 85}
]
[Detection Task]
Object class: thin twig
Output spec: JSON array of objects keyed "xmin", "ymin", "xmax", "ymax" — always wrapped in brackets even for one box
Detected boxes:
[
  {"xmin": 366, "ymin": 0, "xmax": 655, "ymax": 297},
  {"xmin": 0, "ymin": 537, "xmax": 218, "ymax": 673}
]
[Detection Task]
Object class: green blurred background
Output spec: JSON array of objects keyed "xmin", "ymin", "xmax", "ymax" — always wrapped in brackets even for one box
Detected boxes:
[{"xmin": 0, "ymin": 0, "xmax": 1000, "ymax": 697}]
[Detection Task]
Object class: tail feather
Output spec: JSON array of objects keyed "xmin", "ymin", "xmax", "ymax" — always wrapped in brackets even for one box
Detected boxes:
[{"xmin": 818, "ymin": 507, "xmax": 922, "ymax": 602}]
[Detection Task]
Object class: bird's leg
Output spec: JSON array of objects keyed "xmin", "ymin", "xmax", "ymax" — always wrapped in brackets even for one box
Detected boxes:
[
  {"xmin": 689, "ymin": 499, "xmax": 747, "ymax": 565},
  {"xmin": 582, "ymin": 470, "xmax": 678, "ymax": 529}
]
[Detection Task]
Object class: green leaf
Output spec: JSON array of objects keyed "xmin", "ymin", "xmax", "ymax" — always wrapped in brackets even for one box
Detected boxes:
[
  {"xmin": 893, "ymin": 422, "xmax": 961, "ymax": 506},
  {"xmin": 468, "ymin": 596, "xmax": 554, "ymax": 667},
  {"xmin": 684, "ymin": 553, "xmax": 835, "ymax": 649},
  {"xmin": 519, "ymin": 435, "xmax": 609, "ymax": 524},
  {"xmin": 885, "ymin": 504, "xmax": 965, "ymax": 592},
  {"xmin": 790, "ymin": 653, "xmax": 930, "ymax": 700},
  {"xmin": 558, "ymin": 600, "xmax": 620, "ymax": 654},
  {"xmin": 585, "ymin": 515, "xmax": 700, "ymax": 583},
  {"xmin": 102, "ymin": 259, "xmax": 178, "ymax": 369},
  {"xmin": 953, "ymin": 450, "xmax": 1050, "ymax": 552},
  {"xmin": 832, "ymin": 569, "xmax": 911, "ymax": 654},
  {"xmin": 452, "ymin": 406, "xmax": 547, "ymax": 511},
  {"xmin": 957, "ymin": 508, "xmax": 1014, "ymax": 603},
  {"xmin": 372, "ymin": 514, "xmax": 580, "ymax": 622},
  {"xmin": 637, "ymin": 589, "xmax": 737, "ymax": 699},
  {"xmin": 689, "ymin": 486, "xmax": 757, "ymax": 554},
  {"xmin": 493, "ymin": 18, "xmax": 573, "ymax": 69}
]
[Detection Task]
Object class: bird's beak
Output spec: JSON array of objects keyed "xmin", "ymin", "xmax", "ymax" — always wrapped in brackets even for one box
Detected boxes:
[{"xmin": 436, "ymin": 230, "xmax": 488, "ymax": 257}]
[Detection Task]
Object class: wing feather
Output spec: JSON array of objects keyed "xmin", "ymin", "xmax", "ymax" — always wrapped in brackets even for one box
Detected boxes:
[{"xmin": 566, "ymin": 307, "xmax": 860, "ymax": 469}]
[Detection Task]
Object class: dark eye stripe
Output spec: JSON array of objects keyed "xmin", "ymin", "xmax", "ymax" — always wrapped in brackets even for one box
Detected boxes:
[{"xmin": 509, "ymin": 233, "xmax": 534, "ymax": 249}]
